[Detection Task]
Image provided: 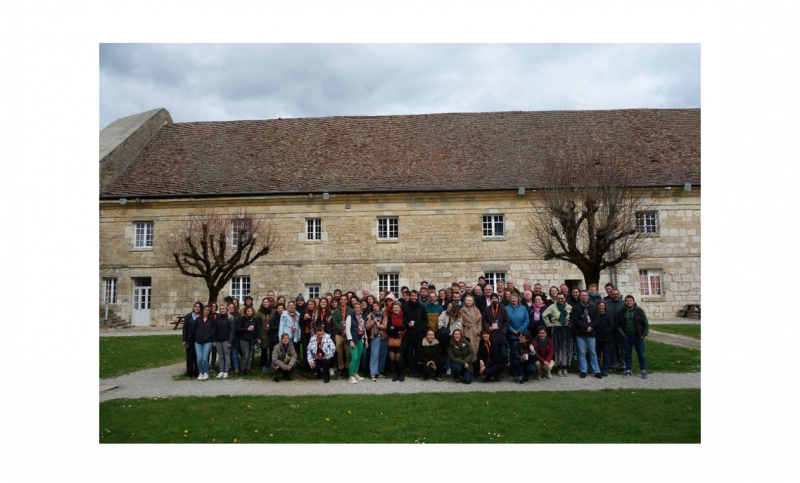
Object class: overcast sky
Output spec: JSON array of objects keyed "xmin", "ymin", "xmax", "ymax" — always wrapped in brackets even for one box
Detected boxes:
[{"xmin": 99, "ymin": 43, "xmax": 699, "ymax": 130}]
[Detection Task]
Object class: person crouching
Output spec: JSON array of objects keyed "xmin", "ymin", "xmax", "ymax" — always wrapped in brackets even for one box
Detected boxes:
[
  {"xmin": 418, "ymin": 330, "xmax": 444, "ymax": 381},
  {"xmin": 510, "ymin": 330, "xmax": 539, "ymax": 384},
  {"xmin": 307, "ymin": 324, "xmax": 335, "ymax": 383},
  {"xmin": 272, "ymin": 333, "xmax": 297, "ymax": 382}
]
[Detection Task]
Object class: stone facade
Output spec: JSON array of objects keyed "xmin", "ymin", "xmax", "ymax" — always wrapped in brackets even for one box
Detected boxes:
[{"xmin": 99, "ymin": 188, "xmax": 701, "ymax": 327}]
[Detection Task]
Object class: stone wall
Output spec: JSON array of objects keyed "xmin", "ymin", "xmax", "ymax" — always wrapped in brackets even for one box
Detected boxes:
[{"xmin": 99, "ymin": 189, "xmax": 701, "ymax": 326}]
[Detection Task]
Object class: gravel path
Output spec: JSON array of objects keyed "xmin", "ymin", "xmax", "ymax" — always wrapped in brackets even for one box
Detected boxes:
[
  {"xmin": 649, "ymin": 330, "xmax": 701, "ymax": 348},
  {"xmin": 100, "ymin": 363, "xmax": 700, "ymax": 402}
]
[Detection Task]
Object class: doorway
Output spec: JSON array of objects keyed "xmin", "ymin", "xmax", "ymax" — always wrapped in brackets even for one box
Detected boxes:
[
  {"xmin": 131, "ymin": 277, "xmax": 151, "ymax": 326},
  {"xmin": 564, "ymin": 279, "xmax": 583, "ymax": 291}
]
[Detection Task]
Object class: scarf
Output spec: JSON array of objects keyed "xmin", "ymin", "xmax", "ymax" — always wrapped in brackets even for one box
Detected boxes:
[
  {"xmin": 258, "ymin": 305, "xmax": 270, "ymax": 315},
  {"xmin": 535, "ymin": 336, "xmax": 549, "ymax": 348},
  {"xmin": 317, "ymin": 336, "xmax": 324, "ymax": 359},
  {"xmin": 288, "ymin": 308, "xmax": 297, "ymax": 318},
  {"xmin": 390, "ymin": 312, "xmax": 404, "ymax": 327},
  {"xmin": 556, "ymin": 302, "xmax": 568, "ymax": 325},
  {"xmin": 532, "ymin": 303, "xmax": 545, "ymax": 312},
  {"xmin": 483, "ymin": 339, "xmax": 492, "ymax": 356}
]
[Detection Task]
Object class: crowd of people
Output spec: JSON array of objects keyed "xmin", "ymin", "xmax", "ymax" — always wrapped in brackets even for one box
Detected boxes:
[{"xmin": 181, "ymin": 277, "xmax": 650, "ymax": 384}]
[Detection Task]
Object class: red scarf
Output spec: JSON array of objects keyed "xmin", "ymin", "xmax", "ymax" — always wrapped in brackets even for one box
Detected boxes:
[
  {"xmin": 390, "ymin": 312, "xmax": 404, "ymax": 327},
  {"xmin": 484, "ymin": 339, "xmax": 492, "ymax": 356}
]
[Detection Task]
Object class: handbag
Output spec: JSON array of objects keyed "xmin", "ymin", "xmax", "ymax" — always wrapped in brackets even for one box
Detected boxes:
[
  {"xmin": 388, "ymin": 337, "xmax": 402, "ymax": 349},
  {"xmin": 436, "ymin": 314, "xmax": 452, "ymax": 342}
]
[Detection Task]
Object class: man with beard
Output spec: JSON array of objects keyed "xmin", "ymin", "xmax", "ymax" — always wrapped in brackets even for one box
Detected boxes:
[
  {"xmin": 605, "ymin": 288, "xmax": 627, "ymax": 371},
  {"xmin": 482, "ymin": 293, "xmax": 510, "ymax": 369},
  {"xmin": 403, "ymin": 290, "xmax": 428, "ymax": 377}
]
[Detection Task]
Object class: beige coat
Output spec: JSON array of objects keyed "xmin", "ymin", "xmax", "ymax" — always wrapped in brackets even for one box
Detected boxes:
[{"xmin": 459, "ymin": 305, "xmax": 483, "ymax": 356}]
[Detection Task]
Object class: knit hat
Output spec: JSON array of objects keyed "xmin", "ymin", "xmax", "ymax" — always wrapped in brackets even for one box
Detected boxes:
[
  {"xmin": 490, "ymin": 293, "xmax": 500, "ymax": 300},
  {"xmin": 385, "ymin": 292, "xmax": 396, "ymax": 301},
  {"xmin": 244, "ymin": 295, "xmax": 253, "ymax": 302},
  {"xmin": 296, "ymin": 293, "xmax": 305, "ymax": 302}
]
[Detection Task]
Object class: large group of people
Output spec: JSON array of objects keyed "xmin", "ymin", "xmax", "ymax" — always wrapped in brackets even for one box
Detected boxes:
[{"xmin": 181, "ymin": 277, "xmax": 650, "ymax": 384}]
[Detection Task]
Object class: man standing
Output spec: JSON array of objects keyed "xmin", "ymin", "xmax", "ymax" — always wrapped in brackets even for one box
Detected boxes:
[
  {"xmin": 618, "ymin": 295, "xmax": 649, "ymax": 379},
  {"xmin": 571, "ymin": 291, "xmax": 602, "ymax": 379},
  {"xmin": 521, "ymin": 290, "xmax": 534, "ymax": 310},
  {"xmin": 603, "ymin": 283, "xmax": 615, "ymax": 302},
  {"xmin": 476, "ymin": 284, "xmax": 493, "ymax": 312},
  {"xmin": 522, "ymin": 280, "xmax": 532, "ymax": 295},
  {"xmin": 506, "ymin": 279, "xmax": 522, "ymax": 298},
  {"xmin": 605, "ymin": 289, "xmax": 626, "ymax": 371},
  {"xmin": 560, "ymin": 284, "xmax": 570, "ymax": 298},
  {"xmin": 445, "ymin": 291, "xmax": 463, "ymax": 311},
  {"xmin": 457, "ymin": 282, "xmax": 467, "ymax": 299},
  {"xmin": 404, "ymin": 290, "xmax": 428, "ymax": 377},
  {"xmin": 419, "ymin": 286, "xmax": 428, "ymax": 304},
  {"xmin": 477, "ymin": 276, "xmax": 487, "ymax": 290},
  {"xmin": 331, "ymin": 294, "xmax": 353, "ymax": 376},
  {"xmin": 483, "ymin": 293, "xmax": 510, "ymax": 366},
  {"xmin": 532, "ymin": 283, "xmax": 545, "ymax": 301}
]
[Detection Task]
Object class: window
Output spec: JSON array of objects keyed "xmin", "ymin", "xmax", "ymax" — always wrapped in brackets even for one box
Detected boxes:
[
  {"xmin": 484, "ymin": 272, "xmax": 506, "ymax": 289},
  {"xmin": 378, "ymin": 273, "xmax": 399, "ymax": 295},
  {"xmin": 103, "ymin": 278, "xmax": 117, "ymax": 304},
  {"xmin": 307, "ymin": 284, "xmax": 321, "ymax": 300},
  {"xmin": 639, "ymin": 270, "xmax": 663, "ymax": 296},
  {"xmin": 482, "ymin": 215, "xmax": 505, "ymax": 237},
  {"xmin": 636, "ymin": 211, "xmax": 658, "ymax": 234},
  {"xmin": 307, "ymin": 219, "xmax": 322, "ymax": 240},
  {"xmin": 231, "ymin": 276, "xmax": 251, "ymax": 303},
  {"xmin": 378, "ymin": 217, "xmax": 399, "ymax": 240},
  {"xmin": 134, "ymin": 222, "xmax": 154, "ymax": 247},
  {"xmin": 232, "ymin": 219, "xmax": 250, "ymax": 246}
]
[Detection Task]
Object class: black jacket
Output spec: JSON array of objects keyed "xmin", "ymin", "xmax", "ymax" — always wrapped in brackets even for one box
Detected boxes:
[
  {"xmin": 268, "ymin": 312, "xmax": 282, "ymax": 344},
  {"xmin": 236, "ymin": 316, "xmax": 259, "ymax": 342},
  {"xmin": 483, "ymin": 303, "xmax": 510, "ymax": 345},
  {"xmin": 215, "ymin": 315, "xmax": 234, "ymax": 342},
  {"xmin": 386, "ymin": 312, "xmax": 409, "ymax": 339},
  {"xmin": 571, "ymin": 302, "xmax": 599, "ymax": 338},
  {"xmin": 476, "ymin": 338, "xmax": 506, "ymax": 366},
  {"xmin": 182, "ymin": 312, "xmax": 197, "ymax": 344},
  {"xmin": 192, "ymin": 317, "xmax": 216, "ymax": 344},
  {"xmin": 596, "ymin": 311, "xmax": 615, "ymax": 342},
  {"xmin": 403, "ymin": 301, "xmax": 428, "ymax": 342}
]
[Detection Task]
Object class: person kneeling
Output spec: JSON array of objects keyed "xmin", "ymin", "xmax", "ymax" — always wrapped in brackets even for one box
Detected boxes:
[
  {"xmin": 533, "ymin": 326, "xmax": 555, "ymax": 379},
  {"xmin": 510, "ymin": 330, "xmax": 538, "ymax": 384},
  {"xmin": 418, "ymin": 330, "xmax": 444, "ymax": 381},
  {"xmin": 272, "ymin": 333, "xmax": 297, "ymax": 382},
  {"xmin": 307, "ymin": 325, "xmax": 335, "ymax": 383},
  {"xmin": 475, "ymin": 329, "xmax": 506, "ymax": 382},
  {"xmin": 447, "ymin": 329, "xmax": 474, "ymax": 384}
]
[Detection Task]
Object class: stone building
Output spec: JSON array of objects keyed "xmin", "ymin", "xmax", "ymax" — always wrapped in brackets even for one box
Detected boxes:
[{"xmin": 99, "ymin": 108, "xmax": 701, "ymax": 327}]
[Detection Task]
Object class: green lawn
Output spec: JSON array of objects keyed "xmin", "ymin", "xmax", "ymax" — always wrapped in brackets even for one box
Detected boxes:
[
  {"xmin": 651, "ymin": 324, "xmax": 701, "ymax": 340},
  {"xmin": 100, "ymin": 389, "xmax": 700, "ymax": 444},
  {"xmin": 100, "ymin": 335, "xmax": 184, "ymax": 379}
]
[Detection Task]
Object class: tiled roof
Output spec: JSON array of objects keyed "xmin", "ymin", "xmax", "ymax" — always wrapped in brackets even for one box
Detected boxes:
[{"xmin": 99, "ymin": 109, "xmax": 700, "ymax": 198}]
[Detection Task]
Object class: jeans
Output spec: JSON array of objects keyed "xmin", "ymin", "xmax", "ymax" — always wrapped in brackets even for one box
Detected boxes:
[
  {"xmin": 378, "ymin": 337, "xmax": 388, "ymax": 373},
  {"xmin": 361, "ymin": 341, "xmax": 371, "ymax": 373},
  {"xmin": 194, "ymin": 342, "xmax": 212, "ymax": 374},
  {"xmin": 576, "ymin": 336, "xmax": 600, "ymax": 374},
  {"xmin": 450, "ymin": 362, "xmax": 473, "ymax": 384},
  {"xmin": 623, "ymin": 336, "xmax": 647, "ymax": 372},
  {"xmin": 598, "ymin": 341, "xmax": 611, "ymax": 373},
  {"xmin": 185, "ymin": 343, "xmax": 198, "ymax": 377},
  {"xmin": 230, "ymin": 334, "xmax": 241, "ymax": 369},
  {"xmin": 216, "ymin": 341, "xmax": 232, "ymax": 373},
  {"xmin": 348, "ymin": 339, "xmax": 364, "ymax": 376},
  {"xmin": 510, "ymin": 357, "xmax": 537, "ymax": 378},
  {"xmin": 369, "ymin": 337, "xmax": 383, "ymax": 375}
]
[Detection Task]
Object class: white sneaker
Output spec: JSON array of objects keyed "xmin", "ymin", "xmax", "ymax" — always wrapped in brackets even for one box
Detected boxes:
[
  {"xmin": 197, "ymin": 374, "xmax": 203, "ymax": 380},
  {"xmin": 355, "ymin": 374, "xmax": 364, "ymax": 381},
  {"xmin": 349, "ymin": 376, "xmax": 358, "ymax": 384},
  {"xmin": 204, "ymin": 373, "xmax": 209, "ymax": 380},
  {"xmin": 329, "ymin": 368, "xmax": 335, "ymax": 376},
  {"xmin": 446, "ymin": 369, "xmax": 452, "ymax": 376},
  {"xmin": 216, "ymin": 372, "xmax": 223, "ymax": 379},
  {"xmin": 222, "ymin": 372, "xmax": 228, "ymax": 379}
]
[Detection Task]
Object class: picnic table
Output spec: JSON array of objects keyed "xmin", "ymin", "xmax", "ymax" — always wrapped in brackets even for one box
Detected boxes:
[
  {"xmin": 170, "ymin": 315, "xmax": 184, "ymax": 330},
  {"xmin": 677, "ymin": 304, "xmax": 700, "ymax": 319}
]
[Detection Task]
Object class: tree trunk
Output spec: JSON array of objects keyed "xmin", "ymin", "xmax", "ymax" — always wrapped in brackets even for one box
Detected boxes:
[
  {"xmin": 206, "ymin": 284, "xmax": 222, "ymax": 306},
  {"xmin": 579, "ymin": 266, "xmax": 602, "ymax": 289}
]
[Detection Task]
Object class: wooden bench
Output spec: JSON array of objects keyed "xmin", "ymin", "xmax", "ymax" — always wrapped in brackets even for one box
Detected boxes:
[
  {"xmin": 169, "ymin": 316, "xmax": 184, "ymax": 330},
  {"xmin": 677, "ymin": 304, "xmax": 701, "ymax": 319}
]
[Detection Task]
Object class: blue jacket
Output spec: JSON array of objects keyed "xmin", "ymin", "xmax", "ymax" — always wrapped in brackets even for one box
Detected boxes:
[
  {"xmin": 279, "ymin": 310, "xmax": 301, "ymax": 343},
  {"xmin": 506, "ymin": 304, "xmax": 530, "ymax": 340}
]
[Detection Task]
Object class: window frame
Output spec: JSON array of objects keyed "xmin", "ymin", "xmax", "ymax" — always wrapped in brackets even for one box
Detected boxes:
[
  {"xmin": 103, "ymin": 278, "xmax": 118, "ymax": 304},
  {"xmin": 482, "ymin": 215, "xmax": 505, "ymax": 238},
  {"xmin": 230, "ymin": 276, "xmax": 251, "ymax": 303},
  {"xmin": 306, "ymin": 219, "xmax": 322, "ymax": 241},
  {"xmin": 134, "ymin": 221, "xmax": 154, "ymax": 248},
  {"xmin": 639, "ymin": 269, "xmax": 663, "ymax": 296},
  {"xmin": 306, "ymin": 284, "xmax": 321, "ymax": 300},
  {"xmin": 378, "ymin": 273, "xmax": 399, "ymax": 295},
  {"xmin": 484, "ymin": 272, "xmax": 506, "ymax": 289},
  {"xmin": 377, "ymin": 217, "xmax": 399, "ymax": 240},
  {"xmin": 231, "ymin": 219, "xmax": 250, "ymax": 246},
  {"xmin": 636, "ymin": 211, "xmax": 659, "ymax": 234}
]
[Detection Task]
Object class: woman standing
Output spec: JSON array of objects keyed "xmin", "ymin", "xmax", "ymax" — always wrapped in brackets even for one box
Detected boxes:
[
  {"xmin": 367, "ymin": 301, "xmax": 387, "ymax": 381},
  {"xmin": 214, "ymin": 304, "xmax": 234, "ymax": 378},
  {"xmin": 302, "ymin": 300, "xmax": 317, "ymax": 372},
  {"xmin": 459, "ymin": 295, "xmax": 483, "ymax": 358},
  {"xmin": 235, "ymin": 306, "xmax": 260, "ymax": 376},
  {"xmin": 542, "ymin": 293, "xmax": 573, "ymax": 377},
  {"xmin": 527, "ymin": 295, "xmax": 547, "ymax": 334},
  {"xmin": 545, "ymin": 286, "xmax": 559, "ymax": 306},
  {"xmin": 386, "ymin": 301, "xmax": 408, "ymax": 382},
  {"xmin": 257, "ymin": 297, "xmax": 273, "ymax": 373},
  {"xmin": 437, "ymin": 301, "xmax": 463, "ymax": 374},
  {"xmin": 345, "ymin": 302, "xmax": 368, "ymax": 384},
  {"xmin": 438, "ymin": 289, "xmax": 448, "ymax": 309},
  {"xmin": 181, "ymin": 302, "xmax": 202, "ymax": 379},
  {"xmin": 595, "ymin": 301, "xmax": 615, "ymax": 377},
  {"xmin": 208, "ymin": 302, "xmax": 219, "ymax": 371},
  {"xmin": 268, "ymin": 302, "xmax": 284, "ymax": 351},
  {"xmin": 447, "ymin": 328, "xmax": 475, "ymax": 384},
  {"xmin": 193, "ymin": 305, "xmax": 216, "ymax": 380},
  {"xmin": 280, "ymin": 300, "xmax": 302, "ymax": 369},
  {"xmin": 227, "ymin": 303, "xmax": 241, "ymax": 374}
]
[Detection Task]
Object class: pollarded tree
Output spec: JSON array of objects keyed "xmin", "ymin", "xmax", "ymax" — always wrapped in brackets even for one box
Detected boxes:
[
  {"xmin": 164, "ymin": 208, "xmax": 277, "ymax": 305},
  {"xmin": 526, "ymin": 148, "xmax": 654, "ymax": 288}
]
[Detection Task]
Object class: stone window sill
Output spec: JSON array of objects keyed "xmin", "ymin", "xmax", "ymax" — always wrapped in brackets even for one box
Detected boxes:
[
  {"xmin": 482, "ymin": 237, "xmax": 506, "ymax": 242},
  {"xmin": 377, "ymin": 238, "xmax": 400, "ymax": 243},
  {"xmin": 641, "ymin": 295, "xmax": 666, "ymax": 302}
]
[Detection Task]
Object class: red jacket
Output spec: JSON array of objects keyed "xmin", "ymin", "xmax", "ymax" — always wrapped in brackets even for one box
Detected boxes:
[{"xmin": 534, "ymin": 336, "xmax": 554, "ymax": 365}]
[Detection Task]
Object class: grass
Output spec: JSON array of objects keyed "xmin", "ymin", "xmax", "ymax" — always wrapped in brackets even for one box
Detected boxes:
[
  {"xmin": 100, "ymin": 389, "xmax": 700, "ymax": 444},
  {"xmin": 100, "ymin": 335, "xmax": 184, "ymax": 379},
  {"xmin": 651, "ymin": 324, "xmax": 701, "ymax": 340}
]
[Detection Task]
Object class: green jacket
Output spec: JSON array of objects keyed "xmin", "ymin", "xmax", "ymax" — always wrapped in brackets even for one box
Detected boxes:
[
  {"xmin": 256, "ymin": 310, "xmax": 271, "ymax": 348},
  {"xmin": 447, "ymin": 337, "xmax": 475, "ymax": 368},
  {"xmin": 330, "ymin": 307, "xmax": 354, "ymax": 336},
  {"xmin": 619, "ymin": 304, "xmax": 649, "ymax": 337}
]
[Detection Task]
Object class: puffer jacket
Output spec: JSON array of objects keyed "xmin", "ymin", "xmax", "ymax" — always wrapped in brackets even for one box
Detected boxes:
[
  {"xmin": 214, "ymin": 314, "xmax": 235, "ymax": 342},
  {"xmin": 506, "ymin": 303, "xmax": 530, "ymax": 341},
  {"xmin": 236, "ymin": 316, "xmax": 259, "ymax": 342},
  {"xmin": 306, "ymin": 333, "xmax": 336, "ymax": 365},
  {"xmin": 596, "ymin": 311, "xmax": 615, "ymax": 342},
  {"xmin": 618, "ymin": 305, "xmax": 649, "ymax": 338},
  {"xmin": 192, "ymin": 317, "xmax": 216, "ymax": 344}
]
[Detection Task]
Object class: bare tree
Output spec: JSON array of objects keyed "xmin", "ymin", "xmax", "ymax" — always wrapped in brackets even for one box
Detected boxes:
[
  {"xmin": 164, "ymin": 209, "xmax": 277, "ymax": 305},
  {"xmin": 527, "ymin": 147, "xmax": 653, "ymax": 288}
]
